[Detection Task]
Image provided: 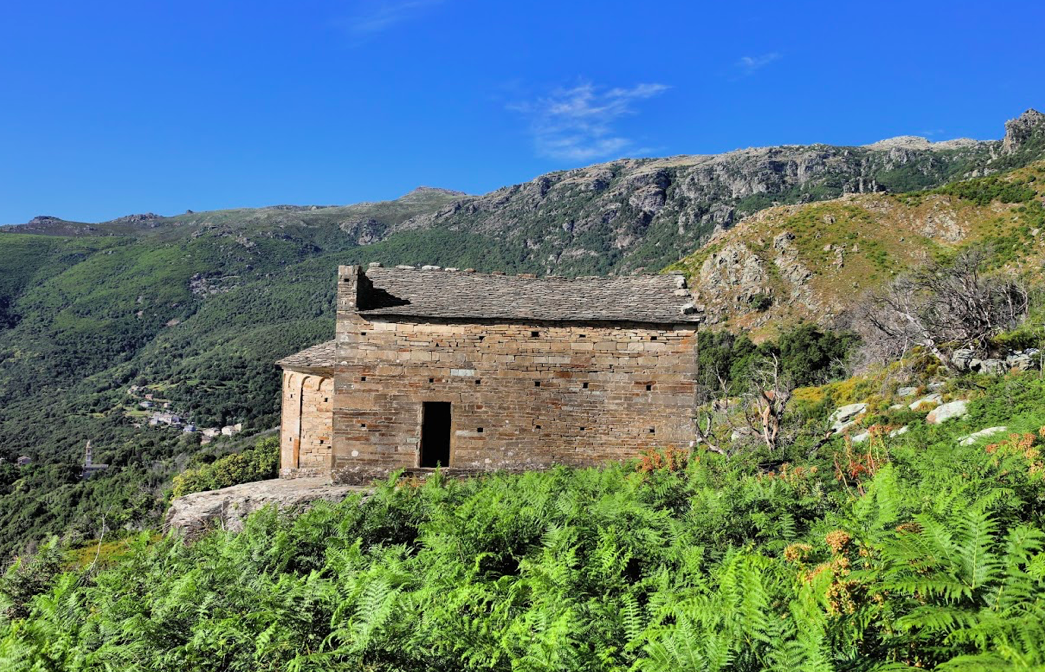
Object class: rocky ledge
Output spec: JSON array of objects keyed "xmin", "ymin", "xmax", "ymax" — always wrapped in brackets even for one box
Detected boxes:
[{"xmin": 164, "ymin": 478, "xmax": 368, "ymax": 540}]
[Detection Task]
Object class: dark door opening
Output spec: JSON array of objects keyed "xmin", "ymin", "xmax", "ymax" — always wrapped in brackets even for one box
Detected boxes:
[{"xmin": 420, "ymin": 402, "xmax": 452, "ymax": 468}]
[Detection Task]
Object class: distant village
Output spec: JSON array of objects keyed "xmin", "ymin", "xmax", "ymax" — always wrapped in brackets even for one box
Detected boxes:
[
  {"xmin": 2, "ymin": 385, "xmax": 247, "ymax": 478},
  {"xmin": 127, "ymin": 385, "xmax": 244, "ymax": 445}
]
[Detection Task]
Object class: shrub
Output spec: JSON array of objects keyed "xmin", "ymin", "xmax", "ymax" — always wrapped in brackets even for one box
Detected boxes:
[
  {"xmin": 170, "ymin": 436, "xmax": 279, "ymax": 498},
  {"xmin": 0, "ymin": 538, "xmax": 65, "ymax": 620}
]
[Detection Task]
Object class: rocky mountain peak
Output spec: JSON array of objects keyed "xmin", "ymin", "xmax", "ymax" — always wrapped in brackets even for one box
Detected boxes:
[
  {"xmin": 403, "ymin": 186, "xmax": 467, "ymax": 198},
  {"xmin": 108, "ymin": 213, "xmax": 163, "ymax": 225},
  {"xmin": 28, "ymin": 215, "xmax": 65, "ymax": 226},
  {"xmin": 1003, "ymin": 108, "xmax": 1045, "ymax": 153},
  {"xmin": 863, "ymin": 135, "xmax": 934, "ymax": 150}
]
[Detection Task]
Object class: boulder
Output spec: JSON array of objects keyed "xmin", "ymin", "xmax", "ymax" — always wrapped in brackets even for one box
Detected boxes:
[
  {"xmin": 851, "ymin": 431, "xmax": 870, "ymax": 444},
  {"xmin": 1006, "ymin": 353, "xmax": 1034, "ymax": 371},
  {"xmin": 974, "ymin": 359, "xmax": 1007, "ymax": 375},
  {"xmin": 896, "ymin": 386, "xmax": 918, "ymax": 398},
  {"xmin": 909, "ymin": 393, "xmax": 942, "ymax": 411},
  {"xmin": 164, "ymin": 478, "xmax": 368, "ymax": 540},
  {"xmin": 952, "ymin": 349, "xmax": 976, "ymax": 371},
  {"xmin": 959, "ymin": 426, "xmax": 1008, "ymax": 446},
  {"xmin": 829, "ymin": 403, "xmax": 867, "ymax": 433},
  {"xmin": 926, "ymin": 400, "xmax": 969, "ymax": 425},
  {"xmin": 888, "ymin": 426, "xmax": 909, "ymax": 438}
]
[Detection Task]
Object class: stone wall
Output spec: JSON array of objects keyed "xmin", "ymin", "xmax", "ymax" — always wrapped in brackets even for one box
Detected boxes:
[
  {"xmin": 332, "ymin": 267, "xmax": 698, "ymax": 483},
  {"xmin": 280, "ymin": 370, "xmax": 334, "ymax": 478}
]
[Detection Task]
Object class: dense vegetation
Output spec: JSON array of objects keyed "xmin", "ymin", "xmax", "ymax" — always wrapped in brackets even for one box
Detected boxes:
[
  {"xmin": 171, "ymin": 436, "xmax": 280, "ymax": 498},
  {"xmin": 698, "ymin": 325, "xmax": 858, "ymax": 389},
  {"xmin": 3, "ymin": 370, "xmax": 1045, "ymax": 670}
]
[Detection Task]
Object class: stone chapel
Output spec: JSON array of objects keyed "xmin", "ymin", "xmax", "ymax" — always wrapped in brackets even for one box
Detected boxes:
[{"xmin": 277, "ymin": 264, "xmax": 701, "ymax": 484}]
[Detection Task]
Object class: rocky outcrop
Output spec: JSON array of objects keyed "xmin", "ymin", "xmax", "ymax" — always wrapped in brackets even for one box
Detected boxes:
[
  {"xmin": 164, "ymin": 478, "xmax": 367, "ymax": 540},
  {"xmin": 910, "ymin": 393, "xmax": 943, "ymax": 411},
  {"xmin": 698, "ymin": 243, "xmax": 769, "ymax": 307},
  {"xmin": 959, "ymin": 426, "xmax": 1008, "ymax": 446},
  {"xmin": 829, "ymin": 403, "xmax": 867, "ymax": 433},
  {"xmin": 1003, "ymin": 109, "xmax": 1045, "ymax": 154},
  {"xmin": 927, "ymin": 400, "xmax": 969, "ymax": 424},
  {"xmin": 952, "ymin": 348, "xmax": 1041, "ymax": 374}
]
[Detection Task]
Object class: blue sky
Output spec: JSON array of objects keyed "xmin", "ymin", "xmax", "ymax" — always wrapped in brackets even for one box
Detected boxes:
[{"xmin": 1, "ymin": 0, "xmax": 1043, "ymax": 224}]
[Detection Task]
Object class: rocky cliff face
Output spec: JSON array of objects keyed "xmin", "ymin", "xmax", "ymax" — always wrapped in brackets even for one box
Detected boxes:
[
  {"xmin": 672, "ymin": 158, "xmax": 1045, "ymax": 337},
  {"xmin": 375, "ymin": 110, "xmax": 1045, "ymax": 275}
]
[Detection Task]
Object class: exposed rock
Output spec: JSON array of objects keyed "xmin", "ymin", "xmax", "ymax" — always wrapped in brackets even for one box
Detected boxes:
[
  {"xmin": 851, "ymin": 431, "xmax": 870, "ymax": 444},
  {"xmin": 829, "ymin": 403, "xmax": 867, "ymax": 433},
  {"xmin": 164, "ymin": 478, "xmax": 367, "ymax": 540},
  {"xmin": 698, "ymin": 243, "xmax": 769, "ymax": 304},
  {"xmin": 910, "ymin": 393, "xmax": 943, "ymax": 411},
  {"xmin": 927, "ymin": 400, "xmax": 969, "ymax": 425},
  {"xmin": 1006, "ymin": 352, "xmax": 1036, "ymax": 371},
  {"xmin": 959, "ymin": 426, "xmax": 1008, "ymax": 446},
  {"xmin": 339, "ymin": 217, "xmax": 387, "ymax": 245},
  {"xmin": 1002, "ymin": 109, "xmax": 1045, "ymax": 154},
  {"xmin": 889, "ymin": 426, "xmax": 909, "ymax": 438},
  {"xmin": 972, "ymin": 358, "xmax": 1007, "ymax": 375},
  {"xmin": 896, "ymin": 386, "xmax": 918, "ymax": 397},
  {"xmin": 952, "ymin": 349, "xmax": 976, "ymax": 371},
  {"xmin": 956, "ymin": 348, "xmax": 1039, "ymax": 374}
]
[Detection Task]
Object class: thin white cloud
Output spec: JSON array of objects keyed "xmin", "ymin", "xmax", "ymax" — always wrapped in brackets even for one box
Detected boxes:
[
  {"xmin": 337, "ymin": 0, "xmax": 442, "ymax": 42},
  {"xmin": 735, "ymin": 52, "xmax": 781, "ymax": 76},
  {"xmin": 510, "ymin": 82, "xmax": 670, "ymax": 162}
]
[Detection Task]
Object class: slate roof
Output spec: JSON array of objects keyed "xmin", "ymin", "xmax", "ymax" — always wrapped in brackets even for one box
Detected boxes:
[
  {"xmin": 358, "ymin": 267, "xmax": 701, "ymax": 325},
  {"xmin": 277, "ymin": 340, "xmax": 336, "ymax": 371}
]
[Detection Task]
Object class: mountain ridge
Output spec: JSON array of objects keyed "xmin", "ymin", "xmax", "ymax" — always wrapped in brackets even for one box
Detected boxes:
[{"xmin": 5, "ymin": 109, "xmax": 1043, "ymax": 277}]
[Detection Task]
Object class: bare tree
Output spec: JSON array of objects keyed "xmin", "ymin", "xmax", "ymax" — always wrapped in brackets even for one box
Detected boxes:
[
  {"xmin": 860, "ymin": 248, "xmax": 1028, "ymax": 369},
  {"xmin": 741, "ymin": 353, "xmax": 794, "ymax": 451},
  {"xmin": 693, "ymin": 365, "xmax": 733, "ymax": 455}
]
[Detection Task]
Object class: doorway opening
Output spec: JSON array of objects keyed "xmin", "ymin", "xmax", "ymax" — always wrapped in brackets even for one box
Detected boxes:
[{"xmin": 420, "ymin": 402, "xmax": 452, "ymax": 468}]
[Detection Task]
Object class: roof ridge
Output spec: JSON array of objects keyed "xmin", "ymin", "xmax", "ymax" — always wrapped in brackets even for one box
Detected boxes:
[{"xmin": 367, "ymin": 264, "xmax": 683, "ymax": 282}]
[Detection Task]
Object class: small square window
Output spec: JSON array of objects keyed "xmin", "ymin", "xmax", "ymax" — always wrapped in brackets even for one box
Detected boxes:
[
  {"xmin": 361, "ymin": 376, "xmax": 367, "ymax": 382},
  {"xmin": 429, "ymin": 378, "xmax": 435, "ymax": 383},
  {"xmin": 478, "ymin": 335, "xmax": 485, "ymax": 342},
  {"xmin": 475, "ymin": 379, "xmax": 481, "ymax": 385},
  {"xmin": 646, "ymin": 384, "xmax": 652, "ymax": 391},
  {"xmin": 360, "ymin": 423, "xmax": 367, "ymax": 428},
  {"xmin": 531, "ymin": 331, "xmax": 539, "ymax": 338},
  {"xmin": 361, "ymin": 331, "xmax": 367, "ymax": 336},
  {"xmin": 580, "ymin": 426, "xmax": 586, "ymax": 431},
  {"xmin": 579, "ymin": 334, "xmax": 586, "ymax": 338},
  {"xmin": 650, "ymin": 336, "xmax": 658, "ymax": 341},
  {"xmin": 477, "ymin": 427, "xmax": 484, "ymax": 433},
  {"xmin": 582, "ymin": 382, "xmax": 589, "ymax": 389},
  {"xmin": 535, "ymin": 424, "xmax": 542, "ymax": 430},
  {"xmin": 648, "ymin": 427, "xmax": 655, "ymax": 434},
  {"xmin": 534, "ymin": 381, "xmax": 541, "ymax": 387}
]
